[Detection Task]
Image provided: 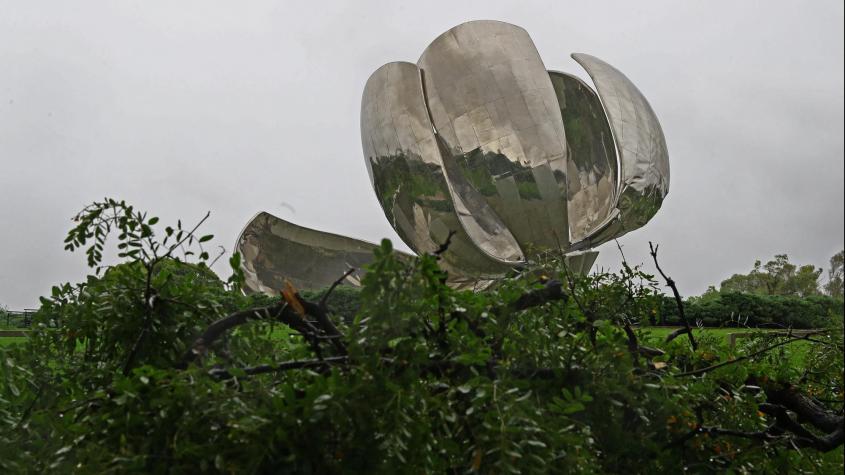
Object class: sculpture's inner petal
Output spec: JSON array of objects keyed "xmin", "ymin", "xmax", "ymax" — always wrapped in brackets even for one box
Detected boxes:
[
  {"xmin": 570, "ymin": 53, "xmax": 669, "ymax": 245},
  {"xmin": 548, "ymin": 71, "xmax": 618, "ymax": 243},
  {"xmin": 360, "ymin": 61, "xmax": 522, "ymax": 278},
  {"xmin": 417, "ymin": 20, "xmax": 571, "ymax": 254}
]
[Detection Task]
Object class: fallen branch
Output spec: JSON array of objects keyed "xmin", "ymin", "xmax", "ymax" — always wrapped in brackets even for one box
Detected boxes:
[
  {"xmin": 665, "ymin": 326, "xmax": 691, "ymax": 344},
  {"xmin": 177, "ymin": 301, "xmax": 318, "ymax": 368},
  {"xmin": 319, "ymin": 268, "xmax": 356, "ymax": 311},
  {"xmin": 508, "ymin": 279, "xmax": 567, "ymax": 312}
]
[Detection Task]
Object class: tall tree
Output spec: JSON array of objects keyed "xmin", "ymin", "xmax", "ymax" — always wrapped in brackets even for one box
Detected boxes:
[
  {"xmin": 720, "ymin": 254, "xmax": 821, "ymax": 297},
  {"xmin": 825, "ymin": 249, "xmax": 844, "ymax": 298}
]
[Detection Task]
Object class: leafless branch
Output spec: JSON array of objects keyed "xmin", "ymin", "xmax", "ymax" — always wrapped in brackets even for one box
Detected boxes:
[
  {"xmin": 649, "ymin": 242, "xmax": 697, "ymax": 351},
  {"xmin": 319, "ymin": 268, "xmax": 356, "ymax": 311}
]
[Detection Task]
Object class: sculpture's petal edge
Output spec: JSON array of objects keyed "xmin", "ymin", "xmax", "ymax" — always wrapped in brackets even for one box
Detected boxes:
[{"xmin": 570, "ymin": 53, "xmax": 670, "ymax": 246}]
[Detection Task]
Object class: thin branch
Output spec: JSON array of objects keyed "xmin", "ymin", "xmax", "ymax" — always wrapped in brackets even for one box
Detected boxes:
[
  {"xmin": 675, "ymin": 331, "xmax": 826, "ymax": 377},
  {"xmin": 162, "ymin": 211, "xmax": 211, "ymax": 261},
  {"xmin": 508, "ymin": 279, "xmax": 567, "ymax": 312},
  {"xmin": 665, "ymin": 326, "xmax": 691, "ymax": 344},
  {"xmin": 208, "ymin": 356, "xmax": 350, "ymax": 379},
  {"xmin": 300, "ymin": 296, "xmax": 346, "ymax": 354},
  {"xmin": 209, "ymin": 245, "xmax": 227, "ymax": 267},
  {"xmin": 434, "ymin": 230, "xmax": 456, "ymax": 256},
  {"xmin": 319, "ymin": 268, "xmax": 356, "ymax": 311},
  {"xmin": 649, "ymin": 242, "xmax": 697, "ymax": 351}
]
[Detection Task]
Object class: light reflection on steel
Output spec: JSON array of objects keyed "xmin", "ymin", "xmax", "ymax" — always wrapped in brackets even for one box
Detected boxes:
[{"xmin": 236, "ymin": 20, "xmax": 669, "ymax": 294}]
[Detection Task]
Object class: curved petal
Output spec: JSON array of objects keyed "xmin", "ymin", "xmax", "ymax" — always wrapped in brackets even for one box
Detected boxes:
[
  {"xmin": 361, "ymin": 61, "xmax": 521, "ymax": 278},
  {"xmin": 571, "ymin": 53, "xmax": 669, "ymax": 245},
  {"xmin": 235, "ymin": 212, "xmax": 401, "ymax": 294},
  {"xmin": 417, "ymin": 20, "xmax": 571, "ymax": 254},
  {"xmin": 548, "ymin": 71, "xmax": 618, "ymax": 242}
]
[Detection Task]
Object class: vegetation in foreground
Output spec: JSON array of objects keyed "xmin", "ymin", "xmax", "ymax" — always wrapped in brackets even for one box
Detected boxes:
[{"xmin": 0, "ymin": 199, "xmax": 842, "ymax": 473}]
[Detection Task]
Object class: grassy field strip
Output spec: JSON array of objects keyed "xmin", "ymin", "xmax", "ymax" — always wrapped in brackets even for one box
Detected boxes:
[
  {"xmin": 0, "ymin": 336, "xmax": 27, "ymax": 346},
  {"xmin": 0, "ymin": 327, "xmax": 814, "ymax": 350}
]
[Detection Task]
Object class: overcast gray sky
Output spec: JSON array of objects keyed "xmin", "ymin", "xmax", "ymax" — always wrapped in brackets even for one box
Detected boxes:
[{"xmin": 1, "ymin": 0, "xmax": 843, "ymax": 309}]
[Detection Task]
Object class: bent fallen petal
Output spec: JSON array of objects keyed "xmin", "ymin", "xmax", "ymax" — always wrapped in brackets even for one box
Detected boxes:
[
  {"xmin": 235, "ymin": 212, "xmax": 509, "ymax": 293},
  {"xmin": 235, "ymin": 212, "xmax": 406, "ymax": 295}
]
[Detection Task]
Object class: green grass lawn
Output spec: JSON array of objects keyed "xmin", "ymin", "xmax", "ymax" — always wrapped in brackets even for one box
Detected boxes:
[
  {"xmin": 639, "ymin": 326, "xmax": 820, "ymax": 364},
  {"xmin": 0, "ymin": 327, "xmax": 821, "ymax": 363},
  {"xmin": 639, "ymin": 326, "xmax": 739, "ymax": 344},
  {"xmin": 0, "ymin": 336, "xmax": 27, "ymax": 347}
]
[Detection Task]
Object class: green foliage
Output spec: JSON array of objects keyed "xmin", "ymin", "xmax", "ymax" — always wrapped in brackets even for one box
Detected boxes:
[
  {"xmin": 0, "ymin": 199, "xmax": 842, "ymax": 473},
  {"xmin": 720, "ymin": 254, "xmax": 823, "ymax": 297},
  {"xmin": 826, "ymin": 250, "xmax": 844, "ymax": 298},
  {"xmin": 659, "ymin": 292, "xmax": 844, "ymax": 329}
]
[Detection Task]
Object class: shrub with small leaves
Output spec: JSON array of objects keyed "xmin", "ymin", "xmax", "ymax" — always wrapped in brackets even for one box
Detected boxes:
[{"xmin": 0, "ymin": 199, "xmax": 842, "ymax": 474}]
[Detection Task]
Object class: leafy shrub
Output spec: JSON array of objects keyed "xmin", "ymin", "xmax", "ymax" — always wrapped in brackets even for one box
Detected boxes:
[
  {"xmin": 0, "ymin": 199, "xmax": 842, "ymax": 473},
  {"xmin": 658, "ymin": 292, "xmax": 843, "ymax": 329}
]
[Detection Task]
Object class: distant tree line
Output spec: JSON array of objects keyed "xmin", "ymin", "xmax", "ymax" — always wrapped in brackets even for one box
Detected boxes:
[{"xmin": 654, "ymin": 251, "xmax": 844, "ymax": 328}]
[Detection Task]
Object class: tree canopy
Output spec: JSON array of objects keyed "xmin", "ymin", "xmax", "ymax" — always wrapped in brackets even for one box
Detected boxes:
[{"xmin": 719, "ymin": 254, "xmax": 826, "ymax": 298}]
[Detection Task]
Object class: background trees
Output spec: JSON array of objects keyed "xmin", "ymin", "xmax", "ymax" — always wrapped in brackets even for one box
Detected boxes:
[
  {"xmin": 826, "ymin": 250, "xmax": 844, "ymax": 298},
  {"xmin": 718, "ymin": 253, "xmax": 844, "ymax": 298}
]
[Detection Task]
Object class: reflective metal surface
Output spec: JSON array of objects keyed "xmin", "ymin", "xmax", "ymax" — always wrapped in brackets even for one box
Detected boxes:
[
  {"xmin": 570, "ymin": 53, "xmax": 670, "ymax": 247},
  {"xmin": 360, "ymin": 61, "xmax": 521, "ymax": 280},
  {"xmin": 236, "ymin": 20, "xmax": 671, "ymax": 293},
  {"xmin": 548, "ymin": 71, "xmax": 617, "ymax": 243},
  {"xmin": 417, "ymin": 21, "xmax": 571, "ymax": 254},
  {"xmin": 235, "ymin": 212, "xmax": 398, "ymax": 295}
]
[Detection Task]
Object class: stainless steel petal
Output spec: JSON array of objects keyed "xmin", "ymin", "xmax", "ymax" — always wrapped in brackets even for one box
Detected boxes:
[
  {"xmin": 417, "ymin": 20, "xmax": 571, "ymax": 255},
  {"xmin": 564, "ymin": 250, "xmax": 600, "ymax": 275},
  {"xmin": 361, "ymin": 61, "xmax": 522, "ymax": 279},
  {"xmin": 235, "ymin": 212, "xmax": 405, "ymax": 294},
  {"xmin": 548, "ymin": 71, "xmax": 618, "ymax": 243},
  {"xmin": 570, "ymin": 53, "xmax": 669, "ymax": 246}
]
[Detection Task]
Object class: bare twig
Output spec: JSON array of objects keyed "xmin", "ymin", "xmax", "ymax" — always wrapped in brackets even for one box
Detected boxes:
[
  {"xmin": 208, "ymin": 356, "xmax": 350, "ymax": 379},
  {"xmin": 319, "ymin": 268, "xmax": 356, "ymax": 311},
  {"xmin": 649, "ymin": 242, "xmax": 697, "ymax": 351},
  {"xmin": 665, "ymin": 327, "xmax": 691, "ymax": 344},
  {"xmin": 434, "ymin": 230, "xmax": 456, "ymax": 256},
  {"xmin": 299, "ymin": 295, "xmax": 346, "ymax": 354},
  {"xmin": 508, "ymin": 279, "xmax": 568, "ymax": 312}
]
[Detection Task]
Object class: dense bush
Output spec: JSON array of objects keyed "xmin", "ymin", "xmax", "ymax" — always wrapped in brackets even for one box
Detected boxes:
[
  {"xmin": 658, "ymin": 292, "xmax": 844, "ymax": 328},
  {"xmin": 0, "ymin": 199, "xmax": 842, "ymax": 473}
]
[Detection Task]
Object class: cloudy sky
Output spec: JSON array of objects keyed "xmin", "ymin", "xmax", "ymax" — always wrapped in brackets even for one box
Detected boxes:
[{"xmin": 1, "ymin": 0, "xmax": 842, "ymax": 309}]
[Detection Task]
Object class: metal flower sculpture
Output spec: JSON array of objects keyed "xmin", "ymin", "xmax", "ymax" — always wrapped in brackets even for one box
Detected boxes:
[{"xmin": 236, "ymin": 20, "xmax": 669, "ymax": 295}]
